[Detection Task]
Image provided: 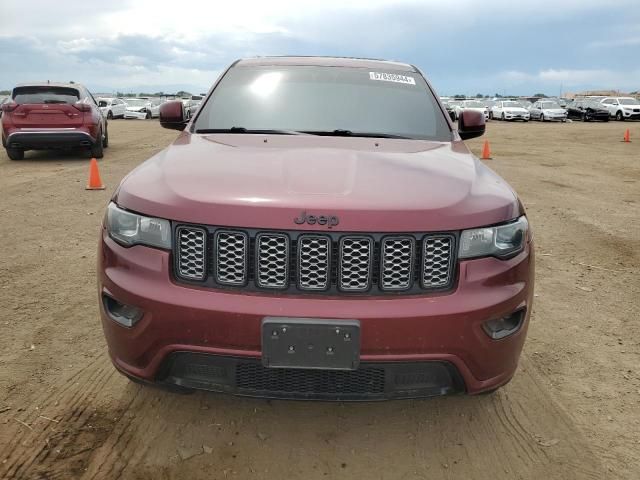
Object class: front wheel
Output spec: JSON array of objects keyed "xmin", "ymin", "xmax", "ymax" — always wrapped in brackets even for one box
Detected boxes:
[
  {"xmin": 501, "ymin": 113, "xmax": 505, "ymax": 121},
  {"xmin": 582, "ymin": 113, "xmax": 589, "ymax": 122},
  {"xmin": 540, "ymin": 113, "xmax": 545, "ymax": 122},
  {"xmin": 489, "ymin": 111, "xmax": 493, "ymax": 119},
  {"xmin": 107, "ymin": 111, "xmax": 113, "ymax": 120},
  {"xmin": 615, "ymin": 111, "xmax": 624, "ymax": 121},
  {"xmin": 6, "ymin": 147, "xmax": 24, "ymax": 160},
  {"xmin": 145, "ymin": 110, "xmax": 151, "ymax": 119}
]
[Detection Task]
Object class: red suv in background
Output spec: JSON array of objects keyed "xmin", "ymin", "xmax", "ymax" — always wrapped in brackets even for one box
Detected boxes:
[
  {"xmin": 99, "ymin": 57, "xmax": 534, "ymax": 400},
  {"xmin": 1, "ymin": 82, "xmax": 108, "ymax": 160}
]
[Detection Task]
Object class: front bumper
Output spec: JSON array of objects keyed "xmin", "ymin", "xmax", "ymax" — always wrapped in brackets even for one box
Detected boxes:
[
  {"xmin": 99, "ymin": 230, "xmax": 535, "ymax": 399},
  {"xmin": 124, "ymin": 110, "xmax": 148, "ymax": 119},
  {"xmin": 622, "ymin": 111, "xmax": 640, "ymax": 119},
  {"xmin": 4, "ymin": 129, "xmax": 96, "ymax": 150},
  {"xmin": 503, "ymin": 113, "xmax": 530, "ymax": 121}
]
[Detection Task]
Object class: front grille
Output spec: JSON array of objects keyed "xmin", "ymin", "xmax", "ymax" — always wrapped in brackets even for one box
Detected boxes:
[
  {"xmin": 236, "ymin": 362, "xmax": 385, "ymax": 395},
  {"xmin": 175, "ymin": 226, "xmax": 457, "ymax": 295}
]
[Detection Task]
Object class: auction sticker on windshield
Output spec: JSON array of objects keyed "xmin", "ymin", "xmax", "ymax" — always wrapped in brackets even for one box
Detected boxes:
[{"xmin": 369, "ymin": 72, "xmax": 416, "ymax": 85}]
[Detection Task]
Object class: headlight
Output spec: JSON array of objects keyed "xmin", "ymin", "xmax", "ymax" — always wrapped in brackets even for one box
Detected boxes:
[
  {"xmin": 459, "ymin": 216, "xmax": 528, "ymax": 259},
  {"xmin": 106, "ymin": 202, "xmax": 172, "ymax": 249}
]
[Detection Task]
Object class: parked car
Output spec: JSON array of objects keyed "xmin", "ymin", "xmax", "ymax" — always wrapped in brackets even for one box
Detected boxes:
[
  {"xmin": 566, "ymin": 100, "xmax": 610, "ymax": 122},
  {"xmin": 446, "ymin": 100, "xmax": 463, "ymax": 119},
  {"xmin": 1, "ymin": 82, "xmax": 108, "ymax": 160},
  {"xmin": 517, "ymin": 99, "xmax": 532, "ymax": 109},
  {"xmin": 599, "ymin": 97, "xmax": 640, "ymax": 121},
  {"xmin": 123, "ymin": 98, "xmax": 155, "ymax": 119},
  {"xmin": 99, "ymin": 56, "xmax": 533, "ymax": 400},
  {"xmin": 529, "ymin": 100, "xmax": 567, "ymax": 122},
  {"xmin": 98, "ymin": 97, "xmax": 127, "ymax": 119},
  {"xmin": 136, "ymin": 97, "xmax": 162, "ymax": 118},
  {"xmin": 181, "ymin": 95, "xmax": 204, "ymax": 119},
  {"xmin": 453, "ymin": 100, "xmax": 489, "ymax": 121},
  {"xmin": 0, "ymin": 96, "xmax": 9, "ymax": 118},
  {"xmin": 491, "ymin": 100, "xmax": 530, "ymax": 121}
]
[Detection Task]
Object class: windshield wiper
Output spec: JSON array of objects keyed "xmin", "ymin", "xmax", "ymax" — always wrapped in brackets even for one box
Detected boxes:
[
  {"xmin": 302, "ymin": 129, "xmax": 413, "ymax": 139},
  {"xmin": 195, "ymin": 127, "xmax": 307, "ymax": 135}
]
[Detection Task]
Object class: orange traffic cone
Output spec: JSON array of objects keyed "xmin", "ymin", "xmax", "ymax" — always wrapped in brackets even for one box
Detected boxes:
[
  {"xmin": 86, "ymin": 158, "xmax": 105, "ymax": 190},
  {"xmin": 481, "ymin": 140, "xmax": 492, "ymax": 160},
  {"xmin": 623, "ymin": 129, "xmax": 631, "ymax": 143}
]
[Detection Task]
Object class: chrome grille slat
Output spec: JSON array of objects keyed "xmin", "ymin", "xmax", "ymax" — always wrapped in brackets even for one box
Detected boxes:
[
  {"xmin": 422, "ymin": 235, "xmax": 453, "ymax": 288},
  {"xmin": 298, "ymin": 236, "xmax": 331, "ymax": 290},
  {"xmin": 339, "ymin": 237, "xmax": 372, "ymax": 291},
  {"xmin": 380, "ymin": 236, "xmax": 415, "ymax": 290},
  {"xmin": 176, "ymin": 227, "xmax": 206, "ymax": 280},
  {"xmin": 256, "ymin": 233, "xmax": 289, "ymax": 288},
  {"xmin": 215, "ymin": 231, "xmax": 248, "ymax": 285}
]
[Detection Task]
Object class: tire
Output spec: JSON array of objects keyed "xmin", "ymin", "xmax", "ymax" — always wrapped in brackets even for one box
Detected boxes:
[
  {"xmin": 145, "ymin": 110, "xmax": 151, "ymax": 119},
  {"xmin": 6, "ymin": 147, "xmax": 24, "ymax": 160},
  {"xmin": 90, "ymin": 129, "xmax": 104, "ymax": 158},
  {"xmin": 102, "ymin": 124, "xmax": 109, "ymax": 148},
  {"xmin": 501, "ymin": 113, "xmax": 505, "ymax": 121},
  {"xmin": 489, "ymin": 111, "xmax": 493, "ymax": 120},
  {"xmin": 615, "ymin": 111, "xmax": 624, "ymax": 121},
  {"xmin": 107, "ymin": 110, "xmax": 113, "ymax": 120},
  {"xmin": 540, "ymin": 113, "xmax": 545, "ymax": 122},
  {"xmin": 582, "ymin": 113, "xmax": 589, "ymax": 122}
]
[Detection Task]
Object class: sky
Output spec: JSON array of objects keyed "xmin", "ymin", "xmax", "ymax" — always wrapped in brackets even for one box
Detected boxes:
[{"xmin": 1, "ymin": 0, "xmax": 639, "ymax": 96}]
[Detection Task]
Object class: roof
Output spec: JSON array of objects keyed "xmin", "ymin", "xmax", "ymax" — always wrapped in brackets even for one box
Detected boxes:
[
  {"xmin": 235, "ymin": 56, "xmax": 416, "ymax": 72},
  {"xmin": 14, "ymin": 82, "xmax": 83, "ymax": 89}
]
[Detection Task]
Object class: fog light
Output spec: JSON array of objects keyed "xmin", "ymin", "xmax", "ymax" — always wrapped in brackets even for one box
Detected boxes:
[
  {"xmin": 102, "ymin": 294, "xmax": 143, "ymax": 327},
  {"xmin": 482, "ymin": 310, "xmax": 525, "ymax": 340}
]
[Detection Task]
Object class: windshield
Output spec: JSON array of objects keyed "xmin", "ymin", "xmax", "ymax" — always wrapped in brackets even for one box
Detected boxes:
[
  {"xmin": 463, "ymin": 101, "xmax": 484, "ymax": 107},
  {"xmin": 124, "ymin": 98, "xmax": 148, "ymax": 107},
  {"xmin": 619, "ymin": 98, "xmax": 638, "ymax": 105},
  {"xmin": 194, "ymin": 66, "xmax": 451, "ymax": 140},
  {"xmin": 541, "ymin": 102, "xmax": 561, "ymax": 109},
  {"xmin": 13, "ymin": 86, "xmax": 79, "ymax": 105},
  {"xmin": 503, "ymin": 101, "xmax": 521, "ymax": 107}
]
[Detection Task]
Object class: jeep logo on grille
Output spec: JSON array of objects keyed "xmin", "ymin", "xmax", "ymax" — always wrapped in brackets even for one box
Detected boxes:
[{"xmin": 294, "ymin": 211, "xmax": 339, "ymax": 228}]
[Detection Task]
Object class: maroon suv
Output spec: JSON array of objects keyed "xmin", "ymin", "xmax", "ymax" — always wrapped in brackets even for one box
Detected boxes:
[
  {"xmin": 99, "ymin": 57, "xmax": 534, "ymax": 400},
  {"xmin": 1, "ymin": 82, "xmax": 108, "ymax": 160}
]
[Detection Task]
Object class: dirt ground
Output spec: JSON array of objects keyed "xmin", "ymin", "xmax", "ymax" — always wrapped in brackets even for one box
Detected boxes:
[{"xmin": 0, "ymin": 119, "xmax": 638, "ymax": 480}]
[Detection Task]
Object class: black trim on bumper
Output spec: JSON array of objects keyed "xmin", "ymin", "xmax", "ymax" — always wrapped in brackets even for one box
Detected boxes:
[
  {"xmin": 6, "ymin": 131, "xmax": 96, "ymax": 150},
  {"xmin": 158, "ymin": 352, "xmax": 465, "ymax": 401}
]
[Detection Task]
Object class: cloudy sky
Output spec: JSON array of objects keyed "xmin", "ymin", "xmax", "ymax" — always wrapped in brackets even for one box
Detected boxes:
[{"xmin": 1, "ymin": 0, "xmax": 639, "ymax": 95}]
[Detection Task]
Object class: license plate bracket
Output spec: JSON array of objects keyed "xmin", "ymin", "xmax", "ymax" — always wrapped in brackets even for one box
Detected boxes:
[{"xmin": 262, "ymin": 317, "xmax": 360, "ymax": 370}]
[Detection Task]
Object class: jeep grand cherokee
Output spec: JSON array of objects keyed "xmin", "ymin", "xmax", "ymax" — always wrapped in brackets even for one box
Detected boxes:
[{"xmin": 98, "ymin": 56, "xmax": 534, "ymax": 400}]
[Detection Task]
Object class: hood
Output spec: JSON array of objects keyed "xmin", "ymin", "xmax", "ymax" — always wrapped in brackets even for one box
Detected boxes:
[
  {"xmin": 115, "ymin": 133, "xmax": 520, "ymax": 232},
  {"xmin": 126, "ymin": 106, "xmax": 146, "ymax": 112},
  {"xmin": 542, "ymin": 108, "xmax": 566, "ymax": 114},
  {"xmin": 506, "ymin": 107, "xmax": 528, "ymax": 113}
]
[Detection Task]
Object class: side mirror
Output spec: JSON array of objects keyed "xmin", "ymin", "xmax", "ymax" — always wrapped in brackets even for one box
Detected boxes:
[
  {"xmin": 458, "ymin": 110, "xmax": 485, "ymax": 140},
  {"xmin": 159, "ymin": 100, "xmax": 188, "ymax": 130}
]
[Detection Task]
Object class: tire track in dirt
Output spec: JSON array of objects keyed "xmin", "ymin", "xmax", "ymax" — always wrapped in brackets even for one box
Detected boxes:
[{"xmin": 0, "ymin": 356, "xmax": 122, "ymax": 479}]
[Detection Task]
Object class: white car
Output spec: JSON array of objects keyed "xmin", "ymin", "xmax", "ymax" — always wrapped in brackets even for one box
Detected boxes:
[
  {"xmin": 97, "ymin": 97, "xmax": 127, "ymax": 119},
  {"xmin": 529, "ymin": 100, "xmax": 567, "ymax": 122},
  {"xmin": 491, "ymin": 100, "xmax": 530, "ymax": 122},
  {"xmin": 600, "ymin": 97, "xmax": 640, "ymax": 121},
  {"xmin": 122, "ymin": 98, "xmax": 157, "ymax": 119},
  {"xmin": 453, "ymin": 100, "xmax": 489, "ymax": 121}
]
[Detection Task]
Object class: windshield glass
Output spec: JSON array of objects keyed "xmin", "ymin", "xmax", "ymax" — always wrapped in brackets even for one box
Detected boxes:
[
  {"xmin": 503, "ymin": 101, "xmax": 521, "ymax": 107},
  {"xmin": 463, "ymin": 101, "xmax": 484, "ymax": 107},
  {"xmin": 541, "ymin": 102, "xmax": 561, "ymax": 108},
  {"xmin": 619, "ymin": 98, "xmax": 638, "ymax": 105},
  {"xmin": 13, "ymin": 86, "xmax": 79, "ymax": 104},
  {"xmin": 124, "ymin": 98, "xmax": 147, "ymax": 107},
  {"xmin": 194, "ymin": 66, "xmax": 451, "ymax": 140}
]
